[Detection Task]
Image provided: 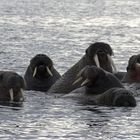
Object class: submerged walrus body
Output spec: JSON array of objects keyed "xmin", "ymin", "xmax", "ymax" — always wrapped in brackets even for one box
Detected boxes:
[
  {"xmin": 48, "ymin": 42, "xmax": 117, "ymax": 94},
  {"xmin": 24, "ymin": 54, "xmax": 61, "ymax": 92},
  {"xmin": 63, "ymin": 66, "xmax": 136, "ymax": 107},
  {"xmin": 0, "ymin": 71, "xmax": 25, "ymax": 102}
]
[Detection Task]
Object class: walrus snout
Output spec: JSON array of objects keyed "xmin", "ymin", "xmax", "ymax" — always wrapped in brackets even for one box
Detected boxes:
[
  {"xmin": 97, "ymin": 50, "xmax": 107, "ymax": 56},
  {"xmin": 0, "ymin": 71, "xmax": 25, "ymax": 102},
  {"xmin": 9, "ymin": 88, "xmax": 24, "ymax": 102},
  {"xmin": 32, "ymin": 65, "xmax": 53, "ymax": 78},
  {"xmin": 7, "ymin": 75, "xmax": 25, "ymax": 102},
  {"xmin": 30, "ymin": 54, "xmax": 53, "ymax": 78},
  {"xmin": 73, "ymin": 66, "xmax": 103, "ymax": 86},
  {"xmin": 86, "ymin": 42, "xmax": 117, "ymax": 73}
]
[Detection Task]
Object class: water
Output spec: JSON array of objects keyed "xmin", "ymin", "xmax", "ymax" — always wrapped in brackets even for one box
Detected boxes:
[{"xmin": 0, "ymin": 0, "xmax": 140, "ymax": 139}]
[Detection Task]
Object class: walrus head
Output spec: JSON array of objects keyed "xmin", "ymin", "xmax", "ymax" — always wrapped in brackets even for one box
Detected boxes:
[
  {"xmin": 29, "ymin": 54, "xmax": 53, "ymax": 79},
  {"xmin": 85, "ymin": 42, "xmax": 117, "ymax": 73},
  {"xmin": 123, "ymin": 54, "xmax": 140, "ymax": 83},
  {"xmin": 0, "ymin": 71, "xmax": 25, "ymax": 102},
  {"xmin": 73, "ymin": 65, "xmax": 105, "ymax": 87},
  {"xmin": 73, "ymin": 65, "xmax": 123, "ymax": 94}
]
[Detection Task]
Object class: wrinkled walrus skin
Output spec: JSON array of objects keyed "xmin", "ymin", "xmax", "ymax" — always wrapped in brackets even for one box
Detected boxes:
[
  {"xmin": 48, "ymin": 42, "xmax": 117, "ymax": 94},
  {"xmin": 122, "ymin": 54, "xmax": 140, "ymax": 83},
  {"xmin": 0, "ymin": 71, "xmax": 25, "ymax": 102},
  {"xmin": 95, "ymin": 88, "xmax": 136, "ymax": 107},
  {"xmin": 63, "ymin": 66, "xmax": 136, "ymax": 107},
  {"xmin": 24, "ymin": 54, "xmax": 61, "ymax": 92}
]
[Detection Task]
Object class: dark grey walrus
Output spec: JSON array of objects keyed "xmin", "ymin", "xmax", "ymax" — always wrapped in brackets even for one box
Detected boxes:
[
  {"xmin": 48, "ymin": 42, "xmax": 117, "ymax": 93},
  {"xmin": 24, "ymin": 54, "xmax": 61, "ymax": 92},
  {"xmin": 122, "ymin": 54, "xmax": 140, "ymax": 83},
  {"xmin": 63, "ymin": 66, "xmax": 136, "ymax": 107},
  {"xmin": 0, "ymin": 71, "xmax": 25, "ymax": 102}
]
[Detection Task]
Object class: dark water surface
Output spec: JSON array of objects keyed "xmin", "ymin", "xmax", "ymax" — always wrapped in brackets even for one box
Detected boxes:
[{"xmin": 0, "ymin": 0, "xmax": 140, "ymax": 139}]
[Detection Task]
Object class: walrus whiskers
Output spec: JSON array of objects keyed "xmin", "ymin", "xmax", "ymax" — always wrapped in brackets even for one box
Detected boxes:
[
  {"xmin": 93, "ymin": 54, "xmax": 100, "ymax": 68},
  {"xmin": 107, "ymin": 54, "xmax": 117, "ymax": 72},
  {"xmin": 9, "ymin": 88, "xmax": 14, "ymax": 101},
  {"xmin": 46, "ymin": 67, "xmax": 53, "ymax": 76},
  {"xmin": 33, "ymin": 67, "xmax": 37, "ymax": 77}
]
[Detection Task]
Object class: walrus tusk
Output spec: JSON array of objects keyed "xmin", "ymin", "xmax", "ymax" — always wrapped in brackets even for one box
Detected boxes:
[
  {"xmin": 19, "ymin": 88, "xmax": 24, "ymax": 101},
  {"xmin": 81, "ymin": 78, "xmax": 90, "ymax": 86},
  {"xmin": 9, "ymin": 88, "xmax": 14, "ymax": 101},
  {"xmin": 72, "ymin": 77, "xmax": 83, "ymax": 85},
  {"xmin": 93, "ymin": 54, "xmax": 100, "ymax": 68},
  {"xmin": 77, "ymin": 67, "xmax": 87, "ymax": 77},
  {"xmin": 46, "ymin": 67, "xmax": 53, "ymax": 76},
  {"xmin": 107, "ymin": 54, "xmax": 117, "ymax": 72},
  {"xmin": 33, "ymin": 67, "xmax": 37, "ymax": 77},
  {"xmin": 135, "ymin": 63, "xmax": 140, "ymax": 68}
]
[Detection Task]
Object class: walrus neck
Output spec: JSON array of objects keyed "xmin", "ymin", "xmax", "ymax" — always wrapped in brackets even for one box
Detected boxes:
[
  {"xmin": 60, "ymin": 56, "xmax": 87, "ymax": 90},
  {"xmin": 78, "ymin": 55, "xmax": 93, "ymax": 68},
  {"xmin": 63, "ymin": 55, "xmax": 93, "ymax": 82},
  {"xmin": 47, "ymin": 56, "xmax": 91, "ymax": 94}
]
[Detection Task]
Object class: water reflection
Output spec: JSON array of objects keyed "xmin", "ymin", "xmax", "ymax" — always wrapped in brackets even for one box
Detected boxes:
[{"xmin": 0, "ymin": 0, "xmax": 140, "ymax": 139}]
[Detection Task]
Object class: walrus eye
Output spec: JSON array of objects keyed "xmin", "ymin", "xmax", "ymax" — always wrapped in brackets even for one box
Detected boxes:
[
  {"xmin": 46, "ymin": 67, "xmax": 53, "ymax": 76},
  {"xmin": 33, "ymin": 67, "xmax": 37, "ymax": 77},
  {"xmin": 107, "ymin": 54, "xmax": 117, "ymax": 72},
  {"xmin": 81, "ymin": 78, "xmax": 90, "ymax": 86},
  {"xmin": 93, "ymin": 54, "xmax": 100, "ymax": 68},
  {"xmin": 9, "ymin": 88, "xmax": 14, "ymax": 101}
]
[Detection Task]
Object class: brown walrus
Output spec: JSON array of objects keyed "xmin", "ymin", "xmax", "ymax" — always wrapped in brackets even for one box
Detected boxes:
[
  {"xmin": 122, "ymin": 54, "xmax": 140, "ymax": 83},
  {"xmin": 48, "ymin": 42, "xmax": 117, "ymax": 93},
  {"xmin": 0, "ymin": 71, "xmax": 25, "ymax": 102}
]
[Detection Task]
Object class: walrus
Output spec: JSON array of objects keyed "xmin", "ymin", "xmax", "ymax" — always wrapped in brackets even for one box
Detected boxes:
[
  {"xmin": 0, "ymin": 71, "xmax": 25, "ymax": 102},
  {"xmin": 63, "ymin": 66, "xmax": 136, "ymax": 107},
  {"xmin": 96, "ymin": 88, "xmax": 136, "ymax": 107},
  {"xmin": 72, "ymin": 65, "xmax": 123, "ymax": 94},
  {"xmin": 122, "ymin": 54, "xmax": 140, "ymax": 83},
  {"xmin": 48, "ymin": 42, "xmax": 117, "ymax": 93},
  {"xmin": 114, "ymin": 54, "xmax": 140, "ymax": 81},
  {"xmin": 24, "ymin": 54, "xmax": 61, "ymax": 91}
]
